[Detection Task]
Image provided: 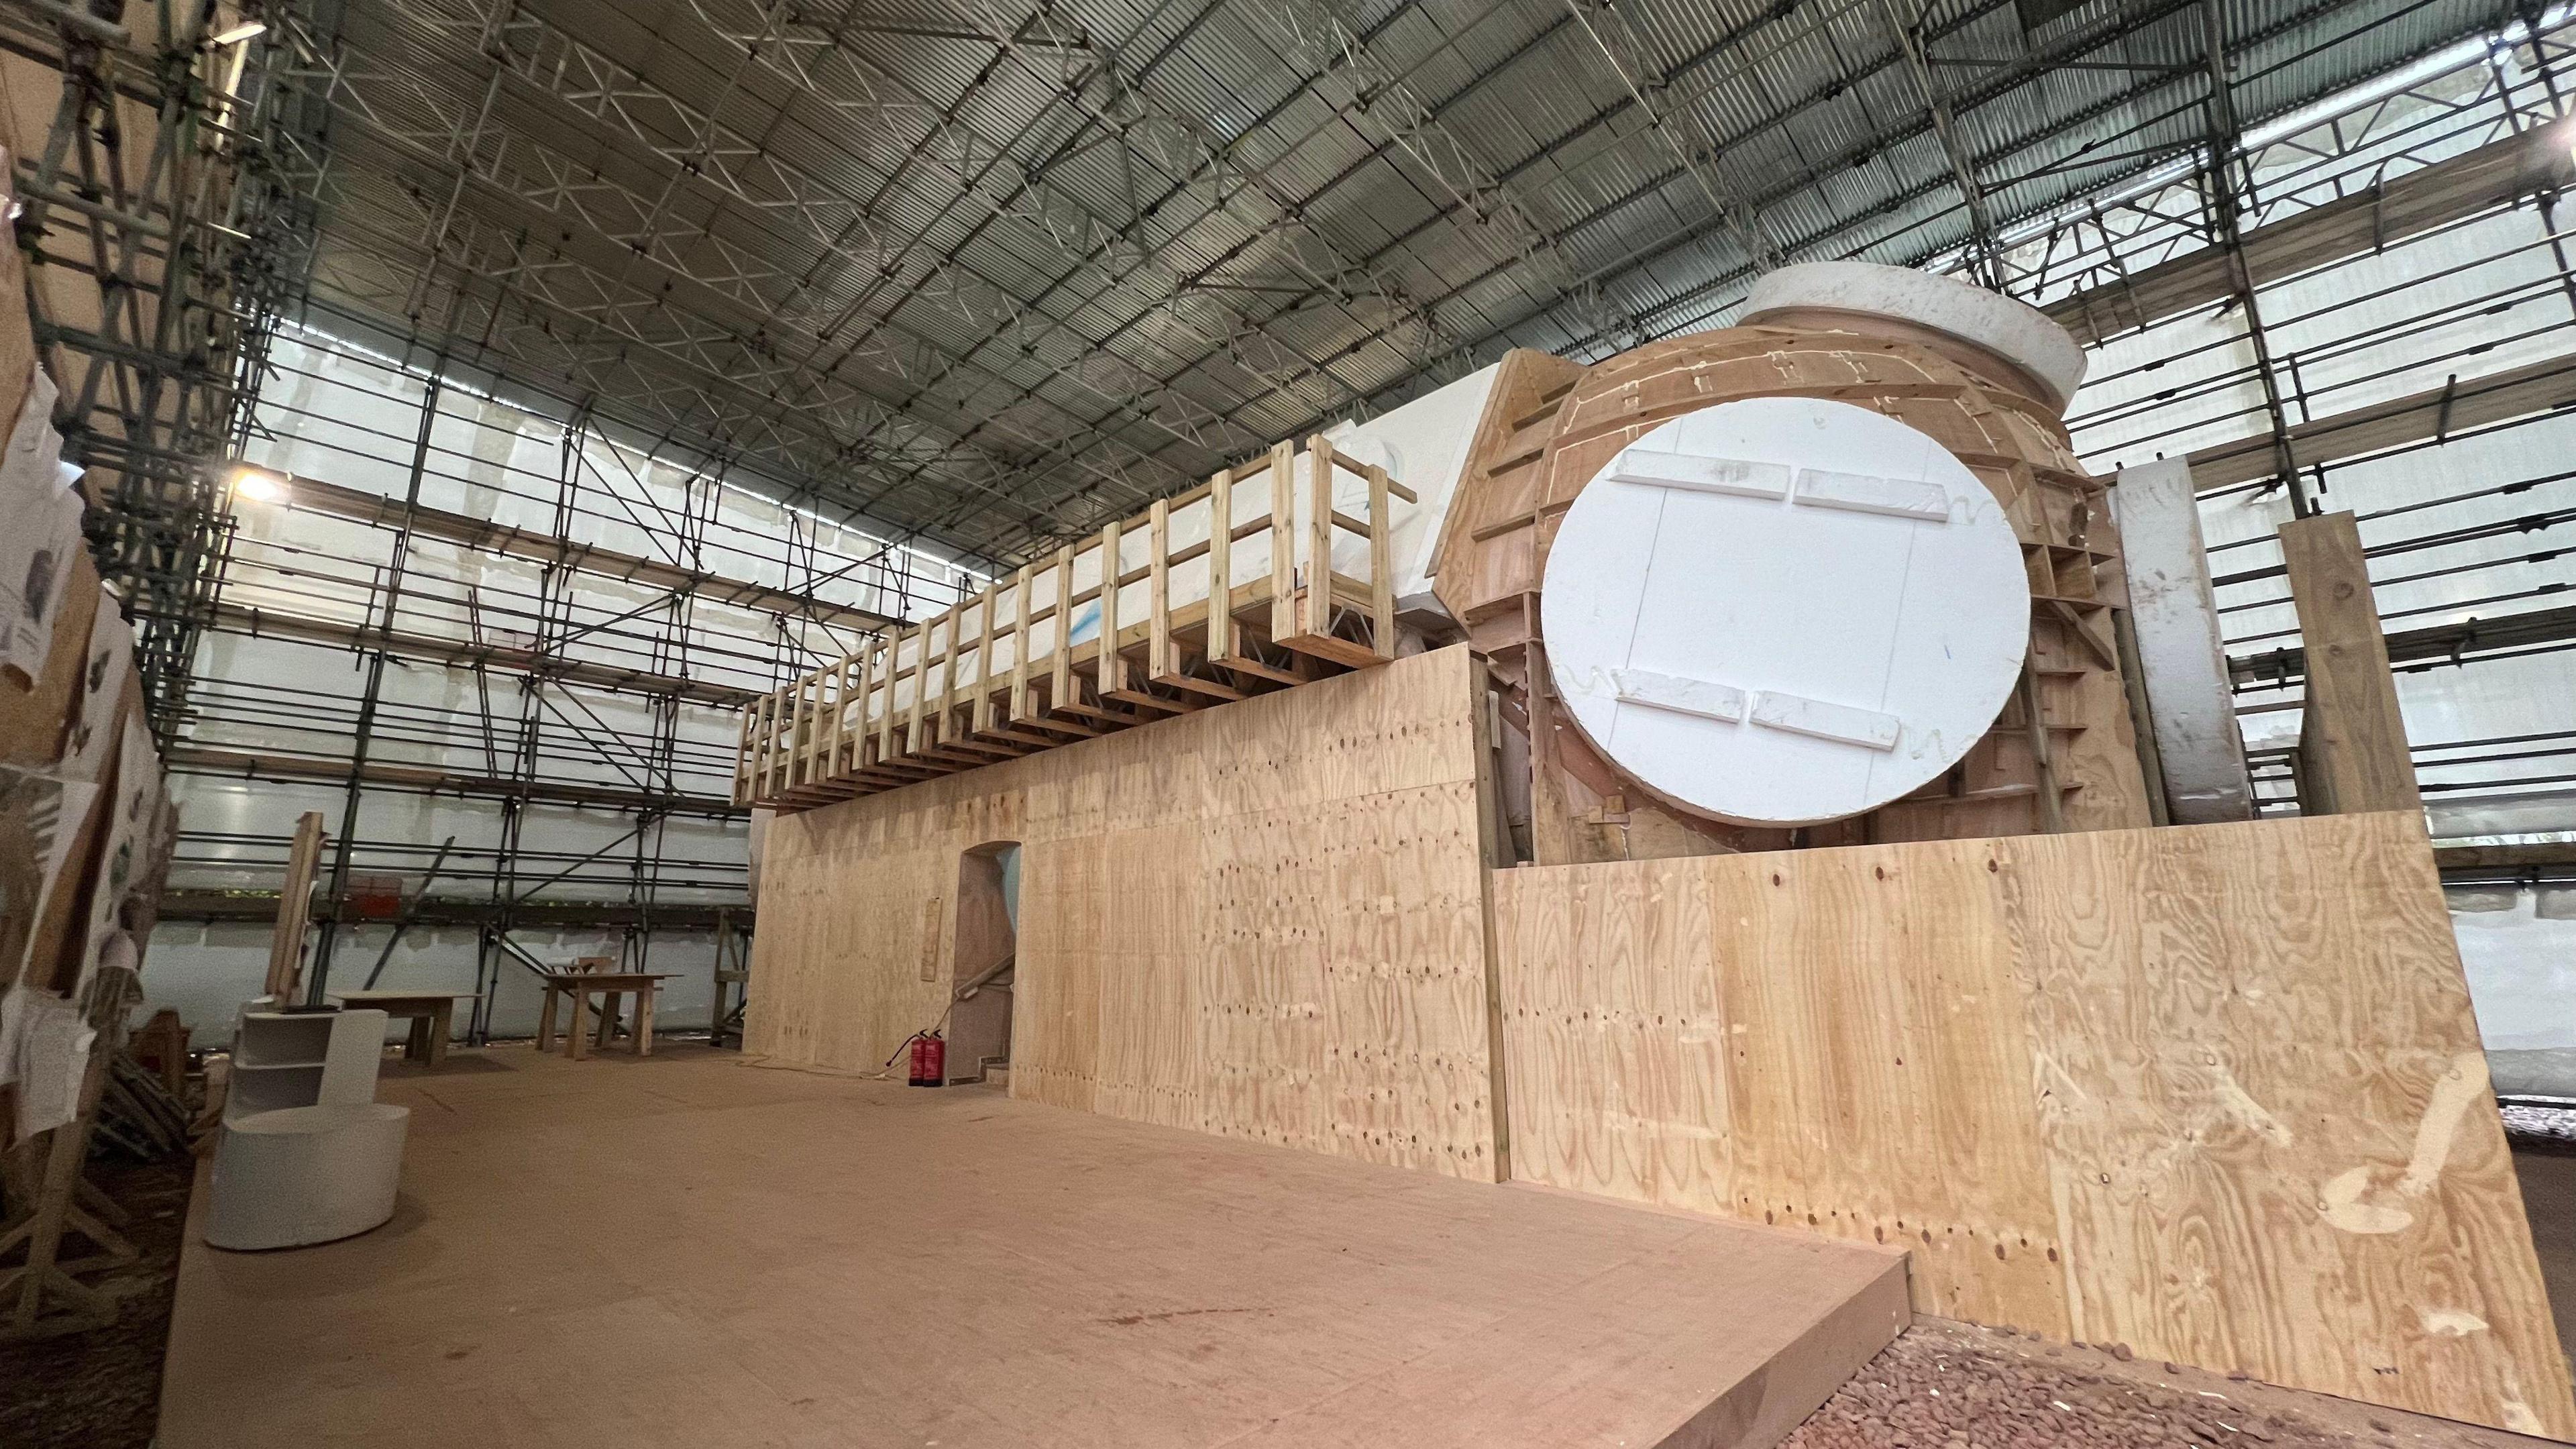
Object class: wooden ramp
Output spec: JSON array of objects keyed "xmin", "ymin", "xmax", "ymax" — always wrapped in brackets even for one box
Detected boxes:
[{"xmin": 160, "ymin": 1046, "xmax": 1907, "ymax": 1448}]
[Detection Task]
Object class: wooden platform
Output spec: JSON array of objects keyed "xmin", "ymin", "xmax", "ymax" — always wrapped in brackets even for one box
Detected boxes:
[{"xmin": 159, "ymin": 1045, "xmax": 1908, "ymax": 1448}]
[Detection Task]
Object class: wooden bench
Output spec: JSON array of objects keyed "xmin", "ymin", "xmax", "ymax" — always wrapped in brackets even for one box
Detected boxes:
[
  {"xmin": 533, "ymin": 969, "xmax": 675, "ymax": 1061},
  {"xmin": 327, "ymin": 990, "xmax": 478, "ymax": 1067}
]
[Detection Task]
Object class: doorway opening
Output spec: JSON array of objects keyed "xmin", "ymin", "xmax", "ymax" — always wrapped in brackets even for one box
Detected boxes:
[{"xmin": 945, "ymin": 841, "xmax": 1018, "ymax": 1084}]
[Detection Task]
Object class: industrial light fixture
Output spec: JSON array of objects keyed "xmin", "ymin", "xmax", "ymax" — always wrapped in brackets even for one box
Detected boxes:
[
  {"xmin": 209, "ymin": 19, "xmax": 266, "ymax": 45},
  {"xmin": 230, "ymin": 465, "xmax": 286, "ymax": 502}
]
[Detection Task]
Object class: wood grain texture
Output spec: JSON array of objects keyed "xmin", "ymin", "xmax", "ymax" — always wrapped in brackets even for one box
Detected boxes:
[
  {"xmin": 747, "ymin": 645, "xmax": 1502, "ymax": 1180},
  {"xmin": 2279, "ymin": 511, "xmax": 2421, "ymax": 814},
  {"xmin": 1493, "ymin": 812, "xmax": 2573, "ymax": 1437}
]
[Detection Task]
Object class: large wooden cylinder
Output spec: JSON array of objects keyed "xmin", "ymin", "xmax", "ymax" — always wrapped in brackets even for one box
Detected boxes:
[{"xmin": 1434, "ymin": 299, "xmax": 2154, "ymax": 863}]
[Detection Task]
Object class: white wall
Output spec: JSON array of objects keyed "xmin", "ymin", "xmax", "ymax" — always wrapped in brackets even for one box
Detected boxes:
[
  {"xmin": 2455, "ymin": 888, "xmax": 2576, "ymax": 1095},
  {"xmin": 141, "ymin": 920, "xmax": 723, "ymax": 1045}
]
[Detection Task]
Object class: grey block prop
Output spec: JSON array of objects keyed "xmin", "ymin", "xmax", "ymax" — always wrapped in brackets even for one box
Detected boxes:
[
  {"xmin": 205, "ymin": 1102, "xmax": 411, "ymax": 1250},
  {"xmin": 2113, "ymin": 458, "xmax": 2255, "ymax": 824}
]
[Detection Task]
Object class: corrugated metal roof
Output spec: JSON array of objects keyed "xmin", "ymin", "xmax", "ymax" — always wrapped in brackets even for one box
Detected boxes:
[{"xmin": 290, "ymin": 0, "xmax": 2516, "ymax": 564}]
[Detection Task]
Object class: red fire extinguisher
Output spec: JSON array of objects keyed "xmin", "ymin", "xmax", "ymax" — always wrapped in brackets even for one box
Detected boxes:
[{"xmin": 907, "ymin": 1030, "xmax": 946, "ymax": 1087}]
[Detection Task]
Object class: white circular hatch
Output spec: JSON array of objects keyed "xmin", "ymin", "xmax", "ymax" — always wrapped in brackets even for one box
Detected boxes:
[{"xmin": 1540, "ymin": 396, "xmax": 2031, "ymax": 827}]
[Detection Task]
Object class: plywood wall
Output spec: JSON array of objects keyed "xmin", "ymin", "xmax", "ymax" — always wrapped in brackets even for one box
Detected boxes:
[
  {"xmin": 1493, "ymin": 813, "xmax": 2574, "ymax": 1438},
  {"xmin": 747, "ymin": 644, "xmax": 1505, "ymax": 1181}
]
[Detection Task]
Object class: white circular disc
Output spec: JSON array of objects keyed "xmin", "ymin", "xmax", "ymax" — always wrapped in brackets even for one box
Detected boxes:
[{"xmin": 1541, "ymin": 396, "xmax": 2031, "ymax": 827}]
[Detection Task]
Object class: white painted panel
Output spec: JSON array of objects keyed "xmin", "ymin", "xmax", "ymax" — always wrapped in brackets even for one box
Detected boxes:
[
  {"xmin": 1792, "ymin": 468, "xmax": 1952, "ymax": 522},
  {"xmin": 1748, "ymin": 691, "xmax": 1902, "ymax": 751},
  {"xmin": 1328, "ymin": 363, "xmax": 1500, "ymax": 607},
  {"xmin": 1611, "ymin": 668, "xmax": 1746, "ymax": 722},
  {"xmin": 2114, "ymin": 458, "xmax": 2253, "ymax": 823},
  {"xmin": 1611, "ymin": 450, "xmax": 1792, "ymax": 500}
]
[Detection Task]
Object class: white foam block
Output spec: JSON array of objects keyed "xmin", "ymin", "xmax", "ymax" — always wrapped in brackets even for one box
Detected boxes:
[
  {"xmin": 1613, "ymin": 667, "xmax": 1747, "ymax": 723},
  {"xmin": 1794, "ymin": 469, "xmax": 1951, "ymax": 522},
  {"xmin": 1748, "ymin": 691, "xmax": 1902, "ymax": 751},
  {"xmin": 1611, "ymin": 450, "xmax": 1793, "ymax": 500}
]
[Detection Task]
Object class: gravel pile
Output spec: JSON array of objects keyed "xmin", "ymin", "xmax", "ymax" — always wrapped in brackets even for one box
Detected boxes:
[
  {"xmin": 2503, "ymin": 1102, "xmax": 2576, "ymax": 1147},
  {"xmin": 1784, "ymin": 1318, "xmax": 2532, "ymax": 1449}
]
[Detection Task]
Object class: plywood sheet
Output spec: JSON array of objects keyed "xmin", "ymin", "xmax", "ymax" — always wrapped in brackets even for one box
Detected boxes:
[
  {"xmin": 1493, "ymin": 812, "xmax": 2574, "ymax": 1437},
  {"xmin": 2003, "ymin": 818, "xmax": 2563, "ymax": 1437},
  {"xmin": 1499, "ymin": 845, "xmax": 2067, "ymax": 1331},
  {"xmin": 2279, "ymin": 511, "xmax": 2421, "ymax": 814},
  {"xmin": 160, "ymin": 1044, "xmax": 1911, "ymax": 1449},
  {"xmin": 748, "ymin": 644, "xmax": 1501, "ymax": 1180}
]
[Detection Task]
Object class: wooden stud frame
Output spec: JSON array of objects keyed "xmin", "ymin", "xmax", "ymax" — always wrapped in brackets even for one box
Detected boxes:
[{"xmin": 734, "ymin": 435, "xmax": 1417, "ymax": 810}]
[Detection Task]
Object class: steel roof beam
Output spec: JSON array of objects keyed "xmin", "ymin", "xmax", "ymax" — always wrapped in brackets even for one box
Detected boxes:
[{"xmin": 300, "ymin": 3, "xmax": 1238, "ymax": 508}]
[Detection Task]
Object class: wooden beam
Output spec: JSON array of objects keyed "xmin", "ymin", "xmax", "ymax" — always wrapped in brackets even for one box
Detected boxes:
[
  {"xmin": 1205, "ymin": 468, "xmax": 1233, "ymax": 663},
  {"xmin": 1007, "ymin": 564, "xmax": 1034, "ymax": 722},
  {"xmin": 2279, "ymin": 511, "xmax": 2422, "ymax": 814},
  {"xmin": 1098, "ymin": 519, "xmax": 1125, "ymax": 696},
  {"xmin": 1306, "ymin": 434, "xmax": 1336, "ymax": 638},
  {"xmin": 1148, "ymin": 498, "xmax": 1173, "ymax": 682},
  {"xmin": 1049, "ymin": 545, "xmax": 1075, "ymax": 715},
  {"xmin": 971, "ymin": 586, "xmax": 1000, "ymax": 734},
  {"xmin": 1267, "ymin": 440, "xmax": 1295, "ymax": 644},
  {"xmin": 1366, "ymin": 460, "xmax": 1395, "ymax": 658},
  {"xmin": 266, "ymin": 812, "xmax": 326, "ymax": 1004}
]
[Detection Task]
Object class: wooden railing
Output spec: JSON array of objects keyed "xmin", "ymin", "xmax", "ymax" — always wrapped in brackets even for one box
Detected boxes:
[{"xmin": 734, "ymin": 435, "xmax": 1417, "ymax": 810}]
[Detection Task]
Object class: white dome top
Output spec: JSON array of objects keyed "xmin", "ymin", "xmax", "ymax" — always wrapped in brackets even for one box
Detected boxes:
[{"xmin": 1743, "ymin": 261, "xmax": 2087, "ymax": 413}]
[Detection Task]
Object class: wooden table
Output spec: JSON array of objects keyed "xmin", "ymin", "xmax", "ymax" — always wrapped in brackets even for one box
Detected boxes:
[
  {"xmin": 328, "ymin": 990, "xmax": 478, "ymax": 1067},
  {"xmin": 533, "ymin": 973, "xmax": 675, "ymax": 1060}
]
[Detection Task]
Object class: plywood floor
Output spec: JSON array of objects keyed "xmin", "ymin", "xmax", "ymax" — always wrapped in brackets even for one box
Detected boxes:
[{"xmin": 159, "ymin": 1044, "xmax": 1909, "ymax": 1449}]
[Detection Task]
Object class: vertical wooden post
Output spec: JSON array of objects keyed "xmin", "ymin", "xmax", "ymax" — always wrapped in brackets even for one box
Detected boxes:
[
  {"xmin": 777, "ymin": 676, "xmax": 802, "ymax": 794},
  {"xmin": 1206, "ymin": 468, "xmax": 1233, "ymax": 662},
  {"xmin": 744, "ymin": 691, "xmax": 770, "ymax": 800},
  {"xmin": 1148, "ymin": 498, "xmax": 1173, "ymax": 680},
  {"xmin": 1050, "ymin": 544, "xmax": 1075, "ymax": 712},
  {"xmin": 795, "ymin": 667, "xmax": 822, "ymax": 788},
  {"xmin": 1306, "ymin": 435, "xmax": 1336, "ymax": 638},
  {"xmin": 732, "ymin": 706, "xmax": 754, "ymax": 806},
  {"xmin": 766, "ymin": 684, "xmax": 793, "ymax": 796},
  {"xmin": 1008, "ymin": 564, "xmax": 1034, "ymax": 721},
  {"xmin": 824, "ymin": 655, "xmax": 852, "ymax": 782},
  {"xmin": 794, "ymin": 667, "xmax": 817, "ymax": 788},
  {"xmin": 773, "ymin": 678, "xmax": 798, "ymax": 791},
  {"xmin": 937, "ymin": 602, "xmax": 965, "ymax": 741},
  {"xmin": 767, "ymin": 680, "xmax": 790, "ymax": 792},
  {"xmin": 1097, "ymin": 520, "xmax": 1125, "ymax": 695},
  {"xmin": 848, "ymin": 641, "xmax": 876, "ymax": 776},
  {"xmin": 266, "ymin": 812, "xmax": 326, "ymax": 1004},
  {"xmin": 971, "ymin": 585, "xmax": 1000, "ymax": 734},
  {"xmin": 2280, "ymin": 511, "xmax": 2420, "ymax": 814},
  {"xmin": 1267, "ymin": 440, "xmax": 1295, "ymax": 643},
  {"xmin": 904, "ymin": 619, "xmax": 933, "ymax": 756},
  {"xmin": 879, "ymin": 632, "xmax": 904, "ymax": 763},
  {"xmin": 1366, "ymin": 461, "xmax": 1394, "ymax": 658},
  {"xmin": 2019, "ymin": 665, "xmax": 2066, "ymax": 834}
]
